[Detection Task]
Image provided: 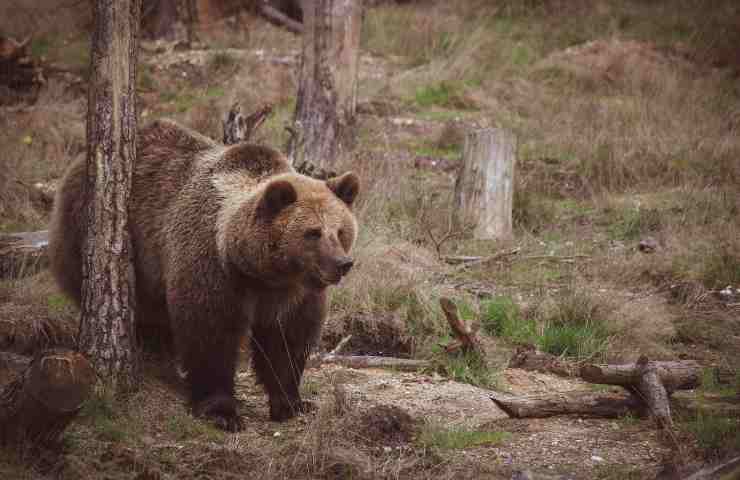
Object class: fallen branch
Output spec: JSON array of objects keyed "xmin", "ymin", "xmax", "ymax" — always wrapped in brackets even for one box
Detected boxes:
[
  {"xmin": 509, "ymin": 344, "xmax": 575, "ymax": 377},
  {"xmin": 489, "ymin": 390, "xmax": 643, "ymax": 419},
  {"xmin": 309, "ymin": 354, "xmax": 430, "ymax": 372},
  {"xmin": 257, "ymin": 0, "xmax": 303, "ymax": 34},
  {"xmin": 439, "ymin": 297, "xmax": 484, "ymax": 356},
  {"xmin": 580, "ymin": 359, "xmax": 701, "ymax": 393},
  {"xmin": 0, "ymin": 349, "xmax": 95, "ymax": 448},
  {"xmin": 0, "ymin": 230, "xmax": 49, "ymax": 279},
  {"xmin": 445, "ymin": 247, "xmax": 521, "ymax": 269},
  {"xmin": 580, "ymin": 357, "xmax": 701, "ymax": 429}
]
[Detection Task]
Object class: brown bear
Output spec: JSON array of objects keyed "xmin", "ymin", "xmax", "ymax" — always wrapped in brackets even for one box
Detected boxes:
[{"xmin": 49, "ymin": 119, "xmax": 359, "ymax": 431}]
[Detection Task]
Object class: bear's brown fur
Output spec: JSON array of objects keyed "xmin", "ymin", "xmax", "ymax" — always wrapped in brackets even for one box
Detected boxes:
[{"xmin": 49, "ymin": 119, "xmax": 359, "ymax": 430}]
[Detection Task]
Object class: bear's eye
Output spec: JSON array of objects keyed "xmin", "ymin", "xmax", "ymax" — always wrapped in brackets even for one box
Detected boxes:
[{"xmin": 304, "ymin": 228, "xmax": 322, "ymax": 240}]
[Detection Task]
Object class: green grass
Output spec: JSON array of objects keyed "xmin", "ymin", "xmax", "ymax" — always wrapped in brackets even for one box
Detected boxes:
[
  {"xmin": 684, "ymin": 410, "xmax": 740, "ymax": 459},
  {"xmin": 208, "ymin": 51, "xmax": 238, "ymax": 74},
  {"xmin": 412, "ymin": 144, "xmax": 461, "ymax": 161},
  {"xmin": 167, "ymin": 412, "xmax": 224, "ymax": 442},
  {"xmin": 418, "ymin": 424, "xmax": 510, "ymax": 450},
  {"xmin": 430, "ymin": 333, "xmax": 498, "ymax": 388},
  {"xmin": 605, "ymin": 206, "xmax": 662, "ymax": 241},
  {"xmin": 536, "ymin": 289, "xmax": 614, "ymax": 360},
  {"xmin": 479, "ymin": 289, "xmax": 614, "ymax": 361},
  {"xmin": 413, "ymin": 82, "xmax": 472, "ymax": 109},
  {"xmin": 480, "ymin": 296, "xmax": 529, "ymax": 340}
]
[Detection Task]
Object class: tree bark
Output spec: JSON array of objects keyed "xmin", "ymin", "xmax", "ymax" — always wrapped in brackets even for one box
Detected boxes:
[
  {"xmin": 0, "ymin": 230, "xmax": 49, "ymax": 279},
  {"xmin": 79, "ymin": 0, "xmax": 142, "ymax": 393},
  {"xmin": 258, "ymin": 1, "xmax": 304, "ymax": 34},
  {"xmin": 489, "ymin": 390, "xmax": 644, "ymax": 419},
  {"xmin": 0, "ymin": 349, "xmax": 95, "ymax": 447},
  {"xmin": 222, "ymin": 102, "xmax": 274, "ymax": 145},
  {"xmin": 452, "ymin": 128, "xmax": 516, "ymax": 240},
  {"xmin": 289, "ymin": 0, "xmax": 362, "ymax": 169}
]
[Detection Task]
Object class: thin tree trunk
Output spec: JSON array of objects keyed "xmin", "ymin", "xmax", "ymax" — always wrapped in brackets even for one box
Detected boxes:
[
  {"xmin": 79, "ymin": 0, "xmax": 142, "ymax": 393},
  {"xmin": 289, "ymin": 0, "xmax": 362, "ymax": 169},
  {"xmin": 452, "ymin": 128, "xmax": 516, "ymax": 239}
]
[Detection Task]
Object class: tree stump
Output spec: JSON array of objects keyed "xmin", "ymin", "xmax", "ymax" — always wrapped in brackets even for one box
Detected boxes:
[
  {"xmin": 0, "ymin": 349, "xmax": 95, "ymax": 447},
  {"xmin": 452, "ymin": 128, "xmax": 516, "ymax": 240},
  {"xmin": 288, "ymin": 0, "xmax": 362, "ymax": 169},
  {"xmin": 0, "ymin": 230, "xmax": 49, "ymax": 279}
]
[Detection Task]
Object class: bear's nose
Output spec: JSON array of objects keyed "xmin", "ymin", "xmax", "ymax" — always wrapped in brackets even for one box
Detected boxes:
[{"xmin": 337, "ymin": 257, "xmax": 354, "ymax": 277}]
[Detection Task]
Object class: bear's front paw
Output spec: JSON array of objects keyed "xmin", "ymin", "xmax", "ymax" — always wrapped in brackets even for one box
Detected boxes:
[
  {"xmin": 193, "ymin": 394, "xmax": 244, "ymax": 432},
  {"xmin": 270, "ymin": 399, "xmax": 316, "ymax": 421}
]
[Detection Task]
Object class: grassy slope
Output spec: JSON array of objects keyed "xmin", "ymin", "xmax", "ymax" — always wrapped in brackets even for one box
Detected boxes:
[{"xmin": 1, "ymin": 0, "xmax": 739, "ymax": 478}]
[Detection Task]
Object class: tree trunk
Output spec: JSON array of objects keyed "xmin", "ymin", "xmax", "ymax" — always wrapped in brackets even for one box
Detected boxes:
[
  {"xmin": 289, "ymin": 0, "xmax": 362, "ymax": 169},
  {"xmin": 0, "ymin": 349, "xmax": 95, "ymax": 447},
  {"xmin": 79, "ymin": 0, "xmax": 142, "ymax": 393},
  {"xmin": 452, "ymin": 128, "xmax": 516, "ymax": 240},
  {"xmin": 0, "ymin": 230, "xmax": 49, "ymax": 279},
  {"xmin": 489, "ymin": 391, "xmax": 644, "ymax": 419},
  {"xmin": 142, "ymin": 0, "xmax": 178, "ymax": 40}
]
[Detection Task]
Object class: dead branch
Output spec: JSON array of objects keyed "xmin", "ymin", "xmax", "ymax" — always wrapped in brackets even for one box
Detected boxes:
[
  {"xmin": 222, "ymin": 102, "xmax": 274, "ymax": 145},
  {"xmin": 0, "ymin": 349, "xmax": 95, "ymax": 448},
  {"xmin": 682, "ymin": 456, "xmax": 740, "ymax": 480},
  {"xmin": 509, "ymin": 344, "xmax": 575, "ymax": 377},
  {"xmin": 580, "ymin": 359, "xmax": 701, "ymax": 394},
  {"xmin": 446, "ymin": 247, "xmax": 521, "ymax": 271},
  {"xmin": 308, "ymin": 354, "xmax": 430, "ymax": 372},
  {"xmin": 580, "ymin": 357, "xmax": 701, "ymax": 429},
  {"xmin": 439, "ymin": 297, "xmax": 484, "ymax": 357},
  {"xmin": 257, "ymin": 0, "xmax": 303, "ymax": 34},
  {"xmin": 490, "ymin": 390, "xmax": 643, "ymax": 419}
]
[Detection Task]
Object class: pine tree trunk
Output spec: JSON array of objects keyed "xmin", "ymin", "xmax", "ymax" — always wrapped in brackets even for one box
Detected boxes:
[
  {"xmin": 289, "ymin": 0, "xmax": 362, "ymax": 169},
  {"xmin": 79, "ymin": 0, "xmax": 142, "ymax": 393},
  {"xmin": 452, "ymin": 128, "xmax": 516, "ymax": 240}
]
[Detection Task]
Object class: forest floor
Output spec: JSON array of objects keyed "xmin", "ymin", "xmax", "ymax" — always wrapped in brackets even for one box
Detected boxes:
[{"xmin": 1, "ymin": 1, "xmax": 739, "ymax": 479}]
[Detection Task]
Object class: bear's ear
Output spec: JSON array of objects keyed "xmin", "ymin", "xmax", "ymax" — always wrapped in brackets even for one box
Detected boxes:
[
  {"xmin": 327, "ymin": 172, "xmax": 359, "ymax": 207},
  {"xmin": 260, "ymin": 179, "xmax": 297, "ymax": 216}
]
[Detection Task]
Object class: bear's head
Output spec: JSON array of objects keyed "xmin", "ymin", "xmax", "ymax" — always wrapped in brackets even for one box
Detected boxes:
[{"xmin": 224, "ymin": 171, "xmax": 360, "ymax": 290}]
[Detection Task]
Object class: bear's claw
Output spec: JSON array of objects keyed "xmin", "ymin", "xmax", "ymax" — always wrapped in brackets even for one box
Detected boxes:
[{"xmin": 270, "ymin": 399, "xmax": 316, "ymax": 421}]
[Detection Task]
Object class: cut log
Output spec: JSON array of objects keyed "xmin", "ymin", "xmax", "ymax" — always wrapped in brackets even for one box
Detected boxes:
[
  {"xmin": 489, "ymin": 390, "xmax": 644, "ymax": 419},
  {"xmin": 451, "ymin": 128, "xmax": 516, "ymax": 240},
  {"xmin": 0, "ymin": 349, "xmax": 95, "ymax": 447},
  {"xmin": 307, "ymin": 354, "xmax": 430, "ymax": 372},
  {"xmin": 580, "ymin": 360, "xmax": 701, "ymax": 393},
  {"xmin": 439, "ymin": 297, "xmax": 485, "ymax": 357},
  {"xmin": 0, "ymin": 230, "xmax": 49, "ymax": 279}
]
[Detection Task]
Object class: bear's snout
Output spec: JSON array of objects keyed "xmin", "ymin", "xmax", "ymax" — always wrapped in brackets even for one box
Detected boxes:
[{"xmin": 337, "ymin": 257, "xmax": 354, "ymax": 277}]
